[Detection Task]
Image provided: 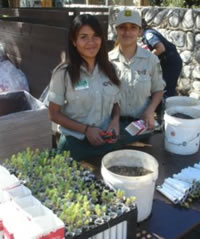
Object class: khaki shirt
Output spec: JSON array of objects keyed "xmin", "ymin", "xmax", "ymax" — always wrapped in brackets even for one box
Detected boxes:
[
  {"xmin": 48, "ymin": 64, "xmax": 120, "ymax": 139},
  {"xmin": 109, "ymin": 45, "xmax": 165, "ymax": 118}
]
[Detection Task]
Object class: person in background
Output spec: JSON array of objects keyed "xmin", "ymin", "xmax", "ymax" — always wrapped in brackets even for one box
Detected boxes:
[
  {"xmin": 141, "ymin": 19, "xmax": 182, "ymax": 98},
  {"xmin": 48, "ymin": 14, "xmax": 121, "ymax": 160},
  {"xmin": 109, "ymin": 8, "xmax": 166, "ymax": 131}
]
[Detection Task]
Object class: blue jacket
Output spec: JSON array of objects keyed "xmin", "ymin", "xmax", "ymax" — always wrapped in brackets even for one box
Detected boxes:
[{"xmin": 142, "ymin": 28, "xmax": 178, "ymax": 62}]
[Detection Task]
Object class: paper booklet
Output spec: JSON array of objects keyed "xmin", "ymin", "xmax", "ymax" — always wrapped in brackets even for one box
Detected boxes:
[{"xmin": 125, "ymin": 120, "xmax": 159, "ymax": 136}]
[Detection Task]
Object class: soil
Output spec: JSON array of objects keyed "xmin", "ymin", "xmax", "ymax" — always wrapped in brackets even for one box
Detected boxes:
[
  {"xmin": 172, "ymin": 113, "xmax": 194, "ymax": 119},
  {"xmin": 108, "ymin": 166, "xmax": 153, "ymax": 176}
]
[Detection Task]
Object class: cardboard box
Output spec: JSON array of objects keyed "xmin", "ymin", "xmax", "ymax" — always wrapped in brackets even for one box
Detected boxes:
[{"xmin": 0, "ymin": 91, "xmax": 52, "ymax": 160}]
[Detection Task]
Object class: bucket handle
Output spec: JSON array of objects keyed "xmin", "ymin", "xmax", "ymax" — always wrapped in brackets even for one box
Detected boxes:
[{"xmin": 165, "ymin": 132, "xmax": 200, "ymax": 147}]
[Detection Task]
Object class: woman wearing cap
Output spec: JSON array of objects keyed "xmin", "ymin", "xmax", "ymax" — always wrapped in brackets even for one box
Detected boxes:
[
  {"xmin": 109, "ymin": 8, "xmax": 165, "ymax": 131},
  {"xmin": 48, "ymin": 14, "xmax": 121, "ymax": 160}
]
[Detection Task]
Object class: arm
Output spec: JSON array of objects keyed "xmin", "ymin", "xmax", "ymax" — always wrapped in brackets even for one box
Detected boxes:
[
  {"xmin": 141, "ymin": 53, "xmax": 165, "ymax": 129},
  {"xmin": 49, "ymin": 101, "xmax": 105, "ymax": 146},
  {"xmin": 107, "ymin": 103, "xmax": 120, "ymax": 142},
  {"xmin": 49, "ymin": 102, "xmax": 87, "ymax": 134},
  {"xmin": 141, "ymin": 91, "xmax": 163, "ymax": 130},
  {"xmin": 152, "ymin": 42, "xmax": 166, "ymax": 56}
]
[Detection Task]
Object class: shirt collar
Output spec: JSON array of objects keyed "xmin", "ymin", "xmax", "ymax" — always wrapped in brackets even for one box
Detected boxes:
[
  {"xmin": 110, "ymin": 45, "xmax": 148, "ymax": 63},
  {"xmin": 80, "ymin": 63, "xmax": 99, "ymax": 76}
]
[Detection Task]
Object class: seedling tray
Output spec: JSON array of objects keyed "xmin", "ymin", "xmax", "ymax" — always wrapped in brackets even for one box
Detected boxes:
[
  {"xmin": 71, "ymin": 207, "xmax": 137, "ymax": 239},
  {"xmin": 2, "ymin": 149, "xmax": 138, "ymax": 239}
]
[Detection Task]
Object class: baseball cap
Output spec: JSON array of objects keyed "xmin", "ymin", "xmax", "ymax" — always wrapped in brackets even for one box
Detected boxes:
[{"xmin": 115, "ymin": 8, "xmax": 142, "ymax": 28}]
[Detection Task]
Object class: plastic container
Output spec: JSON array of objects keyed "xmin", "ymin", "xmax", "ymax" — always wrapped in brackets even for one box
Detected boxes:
[
  {"xmin": 101, "ymin": 150, "xmax": 159, "ymax": 222},
  {"xmin": 164, "ymin": 106, "xmax": 200, "ymax": 155},
  {"xmin": 5, "ymin": 185, "xmax": 31, "ymax": 201},
  {"xmin": 0, "ymin": 165, "xmax": 10, "ymax": 176},
  {"xmin": 14, "ymin": 195, "xmax": 41, "ymax": 209},
  {"xmin": 165, "ymin": 96, "xmax": 200, "ymax": 110},
  {"xmin": 74, "ymin": 207, "xmax": 137, "ymax": 239},
  {"xmin": 0, "ymin": 219, "xmax": 3, "ymax": 239},
  {"xmin": 0, "ymin": 174, "xmax": 20, "ymax": 191},
  {"xmin": 0, "ymin": 201, "xmax": 65, "ymax": 239}
]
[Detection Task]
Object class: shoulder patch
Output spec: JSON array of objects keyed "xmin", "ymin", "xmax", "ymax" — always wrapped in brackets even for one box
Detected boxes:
[
  {"xmin": 124, "ymin": 10, "xmax": 132, "ymax": 17},
  {"xmin": 146, "ymin": 32, "xmax": 153, "ymax": 40}
]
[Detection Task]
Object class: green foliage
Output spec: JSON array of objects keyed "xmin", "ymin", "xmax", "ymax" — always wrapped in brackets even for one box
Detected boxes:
[
  {"xmin": 149, "ymin": 0, "xmax": 162, "ymax": 6},
  {"xmin": 183, "ymin": 0, "xmax": 200, "ymax": 8},
  {"xmin": 149, "ymin": 0, "xmax": 200, "ymax": 8},
  {"xmin": 162, "ymin": 0, "xmax": 185, "ymax": 7},
  {"xmin": 3, "ymin": 148, "xmax": 136, "ymax": 234},
  {"xmin": 116, "ymin": 189, "xmax": 125, "ymax": 201},
  {"xmin": 180, "ymin": 181, "xmax": 200, "ymax": 209}
]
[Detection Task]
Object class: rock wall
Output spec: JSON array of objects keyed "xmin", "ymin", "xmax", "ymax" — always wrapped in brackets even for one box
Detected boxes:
[{"xmin": 108, "ymin": 7, "xmax": 200, "ymax": 99}]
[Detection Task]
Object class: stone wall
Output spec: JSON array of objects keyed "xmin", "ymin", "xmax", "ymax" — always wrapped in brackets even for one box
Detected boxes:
[{"xmin": 108, "ymin": 7, "xmax": 200, "ymax": 99}]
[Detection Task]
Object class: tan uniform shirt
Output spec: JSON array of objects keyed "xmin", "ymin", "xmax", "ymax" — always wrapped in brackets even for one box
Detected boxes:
[
  {"xmin": 48, "ymin": 64, "xmax": 120, "ymax": 139},
  {"xmin": 109, "ymin": 45, "xmax": 165, "ymax": 118}
]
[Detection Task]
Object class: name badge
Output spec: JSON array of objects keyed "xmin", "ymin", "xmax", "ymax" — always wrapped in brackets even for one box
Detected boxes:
[{"xmin": 75, "ymin": 79, "xmax": 89, "ymax": 90}]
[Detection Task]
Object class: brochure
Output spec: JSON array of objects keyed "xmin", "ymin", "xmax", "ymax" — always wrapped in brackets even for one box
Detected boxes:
[{"xmin": 125, "ymin": 120, "xmax": 159, "ymax": 136}]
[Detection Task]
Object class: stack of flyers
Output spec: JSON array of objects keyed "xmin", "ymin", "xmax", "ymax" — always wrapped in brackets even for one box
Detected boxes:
[
  {"xmin": 125, "ymin": 120, "xmax": 159, "ymax": 136},
  {"xmin": 125, "ymin": 120, "xmax": 148, "ymax": 136}
]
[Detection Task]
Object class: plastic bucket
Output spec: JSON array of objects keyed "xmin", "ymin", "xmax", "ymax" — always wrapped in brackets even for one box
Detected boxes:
[
  {"xmin": 101, "ymin": 150, "xmax": 159, "ymax": 222},
  {"xmin": 164, "ymin": 106, "xmax": 200, "ymax": 155},
  {"xmin": 165, "ymin": 96, "xmax": 200, "ymax": 110}
]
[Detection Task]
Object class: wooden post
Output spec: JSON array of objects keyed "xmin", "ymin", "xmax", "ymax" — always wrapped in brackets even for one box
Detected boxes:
[
  {"xmin": 135, "ymin": 0, "xmax": 149, "ymax": 5},
  {"xmin": 8, "ymin": 0, "xmax": 20, "ymax": 7}
]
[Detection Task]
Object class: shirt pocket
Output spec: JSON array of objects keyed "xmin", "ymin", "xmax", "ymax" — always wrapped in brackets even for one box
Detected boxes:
[
  {"xmin": 102, "ymin": 84, "xmax": 120, "ymax": 115},
  {"xmin": 66, "ymin": 88, "xmax": 92, "ymax": 117},
  {"xmin": 134, "ymin": 72, "xmax": 151, "ymax": 97}
]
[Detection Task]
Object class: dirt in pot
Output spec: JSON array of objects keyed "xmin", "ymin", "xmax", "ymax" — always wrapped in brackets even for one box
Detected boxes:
[
  {"xmin": 172, "ymin": 113, "xmax": 194, "ymax": 119},
  {"xmin": 108, "ymin": 166, "xmax": 153, "ymax": 176}
]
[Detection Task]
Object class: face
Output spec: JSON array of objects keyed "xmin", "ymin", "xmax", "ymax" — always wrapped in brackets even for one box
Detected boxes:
[
  {"xmin": 73, "ymin": 25, "xmax": 102, "ymax": 62},
  {"xmin": 116, "ymin": 23, "xmax": 141, "ymax": 48}
]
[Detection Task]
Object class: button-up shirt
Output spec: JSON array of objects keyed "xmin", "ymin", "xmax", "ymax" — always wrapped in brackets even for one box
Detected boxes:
[
  {"xmin": 109, "ymin": 45, "xmax": 165, "ymax": 118},
  {"xmin": 48, "ymin": 64, "xmax": 120, "ymax": 139}
]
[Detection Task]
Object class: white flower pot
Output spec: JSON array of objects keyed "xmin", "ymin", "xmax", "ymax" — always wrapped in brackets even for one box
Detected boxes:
[{"xmin": 101, "ymin": 150, "xmax": 159, "ymax": 222}]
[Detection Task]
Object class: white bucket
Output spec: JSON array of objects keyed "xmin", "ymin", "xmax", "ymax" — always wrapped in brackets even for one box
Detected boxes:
[
  {"xmin": 165, "ymin": 96, "xmax": 200, "ymax": 110},
  {"xmin": 164, "ymin": 106, "xmax": 200, "ymax": 155},
  {"xmin": 101, "ymin": 150, "xmax": 159, "ymax": 222}
]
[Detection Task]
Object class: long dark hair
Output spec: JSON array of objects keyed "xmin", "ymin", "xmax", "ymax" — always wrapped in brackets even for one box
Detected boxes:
[{"xmin": 66, "ymin": 14, "xmax": 120, "ymax": 87}]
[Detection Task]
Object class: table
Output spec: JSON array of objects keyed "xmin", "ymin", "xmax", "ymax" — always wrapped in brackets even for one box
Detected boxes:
[{"xmin": 81, "ymin": 132, "xmax": 200, "ymax": 239}]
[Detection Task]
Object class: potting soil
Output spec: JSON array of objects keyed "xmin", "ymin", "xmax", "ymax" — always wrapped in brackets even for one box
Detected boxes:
[
  {"xmin": 171, "ymin": 113, "xmax": 194, "ymax": 119},
  {"xmin": 108, "ymin": 166, "xmax": 153, "ymax": 176}
]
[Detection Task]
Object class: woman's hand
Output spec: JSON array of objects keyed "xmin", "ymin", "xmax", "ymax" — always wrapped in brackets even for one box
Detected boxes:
[
  {"xmin": 85, "ymin": 127, "xmax": 105, "ymax": 146},
  {"xmin": 141, "ymin": 91, "xmax": 163, "ymax": 130},
  {"xmin": 141, "ymin": 109, "xmax": 155, "ymax": 130},
  {"xmin": 107, "ymin": 118, "xmax": 120, "ymax": 143}
]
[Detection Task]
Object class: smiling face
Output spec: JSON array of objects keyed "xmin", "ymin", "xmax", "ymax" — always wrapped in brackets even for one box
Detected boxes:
[
  {"xmin": 73, "ymin": 25, "xmax": 102, "ymax": 63},
  {"xmin": 116, "ymin": 23, "xmax": 141, "ymax": 48}
]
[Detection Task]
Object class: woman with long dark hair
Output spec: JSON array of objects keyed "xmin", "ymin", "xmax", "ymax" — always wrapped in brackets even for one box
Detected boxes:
[{"xmin": 48, "ymin": 14, "xmax": 121, "ymax": 160}]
